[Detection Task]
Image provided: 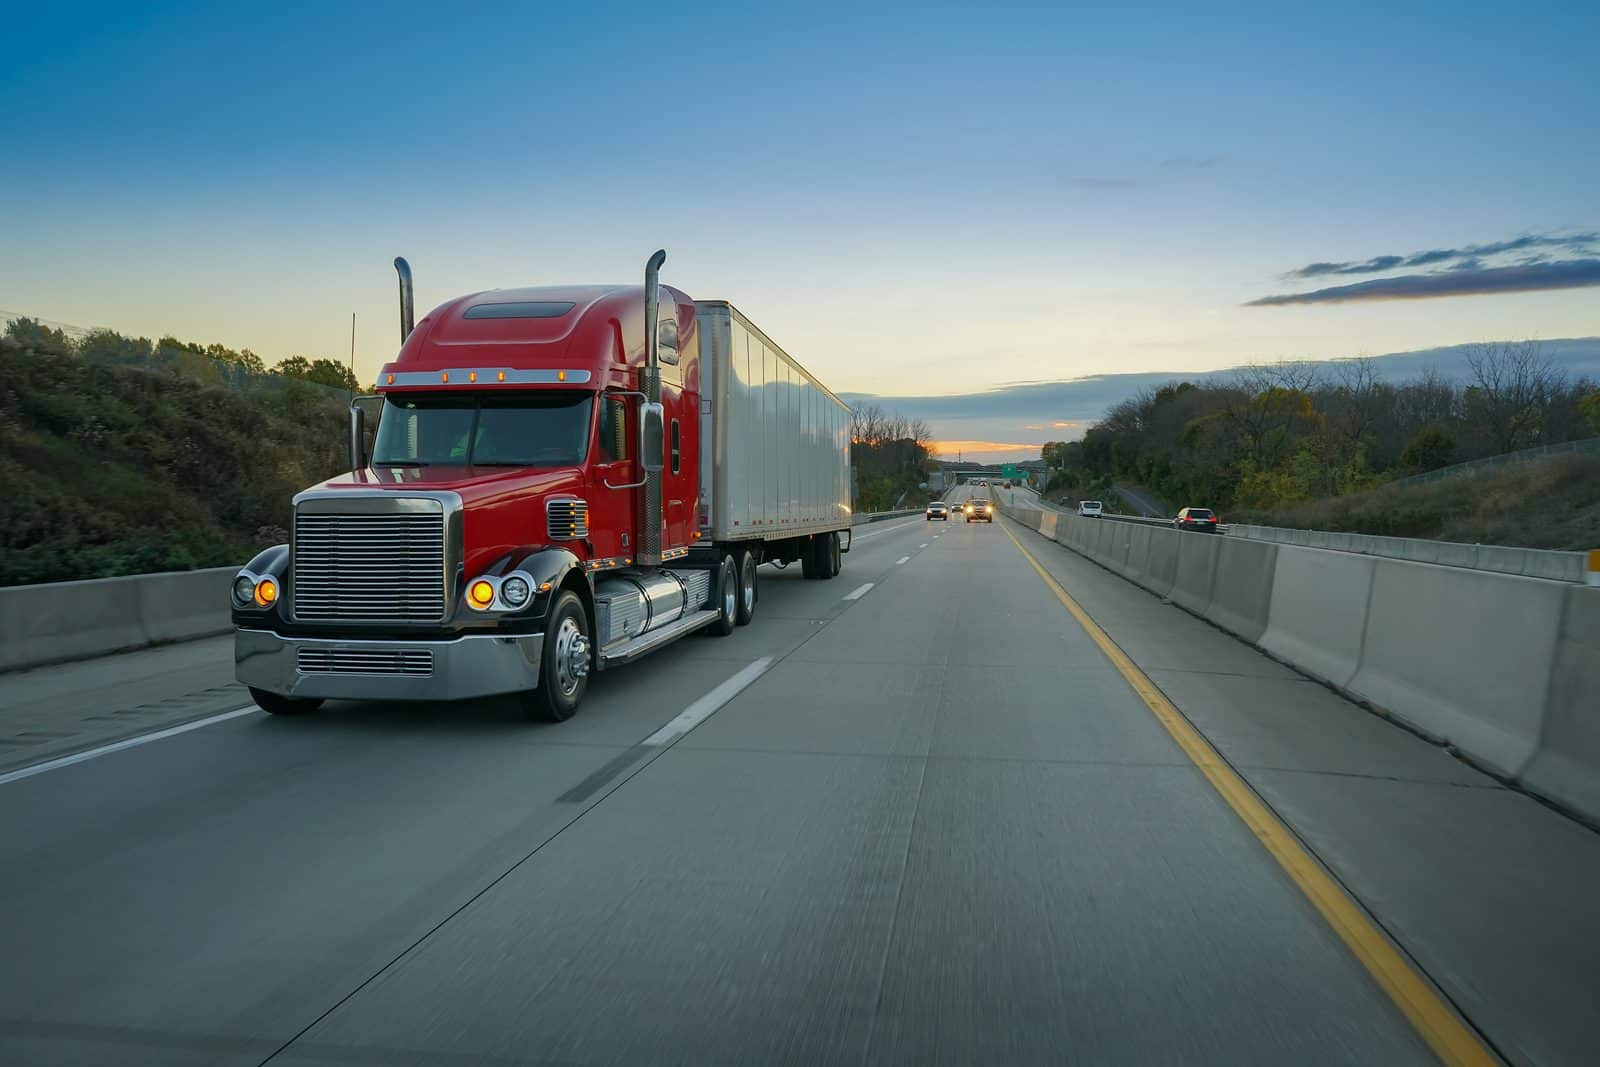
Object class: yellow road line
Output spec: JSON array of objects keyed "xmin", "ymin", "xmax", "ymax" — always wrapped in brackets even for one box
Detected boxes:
[{"xmin": 1000, "ymin": 521, "xmax": 1497, "ymax": 1067}]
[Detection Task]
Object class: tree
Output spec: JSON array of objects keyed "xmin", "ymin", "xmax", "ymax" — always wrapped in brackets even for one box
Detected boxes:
[
  {"xmin": 274, "ymin": 355, "xmax": 312, "ymax": 380},
  {"xmin": 1581, "ymin": 391, "xmax": 1600, "ymax": 436},
  {"xmin": 1399, "ymin": 425, "xmax": 1456, "ymax": 472},
  {"xmin": 1463, "ymin": 340, "xmax": 1565, "ymax": 454}
]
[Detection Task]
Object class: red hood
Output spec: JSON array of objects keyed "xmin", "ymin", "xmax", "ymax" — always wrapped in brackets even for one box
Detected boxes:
[{"xmin": 311, "ymin": 465, "xmax": 584, "ymax": 508}]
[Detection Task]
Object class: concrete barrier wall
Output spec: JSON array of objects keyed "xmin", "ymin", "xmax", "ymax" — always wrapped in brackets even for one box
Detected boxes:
[
  {"xmin": 1203, "ymin": 537, "xmax": 1279, "ymax": 643},
  {"xmin": 0, "ymin": 567, "xmax": 236, "ymax": 673},
  {"xmin": 1520, "ymin": 587, "xmax": 1600, "ymax": 820},
  {"xmin": 1140, "ymin": 528, "xmax": 1181, "ymax": 597},
  {"xmin": 1169, "ymin": 534, "xmax": 1222, "ymax": 616},
  {"xmin": 1348, "ymin": 560, "xmax": 1565, "ymax": 777},
  {"xmin": 1123, "ymin": 525, "xmax": 1154, "ymax": 584},
  {"xmin": 1005, "ymin": 498, "xmax": 1600, "ymax": 826},
  {"xmin": 1230, "ymin": 522, "xmax": 1588, "ymax": 583},
  {"xmin": 1259, "ymin": 546, "xmax": 1376, "ymax": 689}
]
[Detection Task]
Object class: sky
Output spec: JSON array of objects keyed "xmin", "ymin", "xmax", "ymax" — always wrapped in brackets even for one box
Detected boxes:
[{"xmin": 3, "ymin": 1, "xmax": 1598, "ymax": 460}]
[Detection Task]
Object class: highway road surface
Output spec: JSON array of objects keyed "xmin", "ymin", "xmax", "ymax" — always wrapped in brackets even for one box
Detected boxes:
[{"xmin": 3, "ymin": 506, "xmax": 1596, "ymax": 1066}]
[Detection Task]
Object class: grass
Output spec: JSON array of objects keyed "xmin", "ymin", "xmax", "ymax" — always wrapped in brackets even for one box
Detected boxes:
[{"xmin": 1229, "ymin": 453, "xmax": 1600, "ymax": 551}]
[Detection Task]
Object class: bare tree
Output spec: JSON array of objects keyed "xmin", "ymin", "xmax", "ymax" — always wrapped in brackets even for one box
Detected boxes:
[{"xmin": 1464, "ymin": 341, "xmax": 1566, "ymax": 454}]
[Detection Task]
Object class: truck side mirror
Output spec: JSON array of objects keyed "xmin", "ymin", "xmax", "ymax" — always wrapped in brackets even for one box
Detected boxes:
[
  {"xmin": 639, "ymin": 402, "xmax": 665, "ymax": 473},
  {"xmin": 348, "ymin": 395, "xmax": 381, "ymax": 472}
]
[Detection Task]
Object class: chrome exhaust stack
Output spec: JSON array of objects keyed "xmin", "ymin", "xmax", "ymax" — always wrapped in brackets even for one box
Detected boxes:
[
  {"xmin": 393, "ymin": 257, "xmax": 415, "ymax": 342},
  {"xmin": 638, "ymin": 249, "xmax": 668, "ymax": 567}
]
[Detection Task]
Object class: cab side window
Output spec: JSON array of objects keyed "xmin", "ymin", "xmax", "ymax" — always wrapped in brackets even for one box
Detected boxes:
[{"xmin": 599, "ymin": 395, "xmax": 628, "ymax": 462}]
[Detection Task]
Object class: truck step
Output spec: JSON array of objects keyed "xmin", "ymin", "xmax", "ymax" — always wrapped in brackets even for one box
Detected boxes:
[{"xmin": 595, "ymin": 609, "xmax": 723, "ymax": 670}]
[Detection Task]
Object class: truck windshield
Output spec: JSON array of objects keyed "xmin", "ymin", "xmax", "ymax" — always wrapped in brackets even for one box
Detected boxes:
[{"xmin": 371, "ymin": 392, "xmax": 593, "ymax": 467}]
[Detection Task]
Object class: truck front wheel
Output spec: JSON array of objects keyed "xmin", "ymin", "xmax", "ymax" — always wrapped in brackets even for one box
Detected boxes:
[
  {"xmin": 249, "ymin": 688, "xmax": 323, "ymax": 716},
  {"xmin": 526, "ymin": 590, "xmax": 590, "ymax": 722}
]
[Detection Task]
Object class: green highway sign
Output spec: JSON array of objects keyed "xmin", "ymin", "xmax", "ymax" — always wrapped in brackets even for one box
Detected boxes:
[{"xmin": 1002, "ymin": 464, "xmax": 1020, "ymax": 479}]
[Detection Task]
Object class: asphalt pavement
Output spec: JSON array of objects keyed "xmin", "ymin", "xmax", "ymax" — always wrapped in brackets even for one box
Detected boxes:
[{"xmin": 0, "ymin": 507, "xmax": 1575, "ymax": 1065}]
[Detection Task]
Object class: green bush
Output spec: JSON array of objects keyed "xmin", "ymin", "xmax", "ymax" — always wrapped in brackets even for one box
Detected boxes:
[{"xmin": 1, "ymin": 323, "xmax": 351, "ymax": 586}]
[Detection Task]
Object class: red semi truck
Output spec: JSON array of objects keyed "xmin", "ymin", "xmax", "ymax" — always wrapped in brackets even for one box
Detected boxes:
[{"xmin": 232, "ymin": 251, "xmax": 853, "ymax": 720}]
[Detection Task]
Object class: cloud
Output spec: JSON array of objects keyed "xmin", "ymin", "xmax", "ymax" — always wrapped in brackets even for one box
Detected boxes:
[
  {"xmin": 1287, "ymin": 233, "xmax": 1598, "ymax": 278},
  {"xmin": 1247, "ymin": 258, "xmax": 1600, "ymax": 306}
]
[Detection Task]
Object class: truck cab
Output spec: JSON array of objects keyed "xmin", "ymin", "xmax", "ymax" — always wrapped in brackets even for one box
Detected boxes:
[{"xmin": 232, "ymin": 252, "xmax": 850, "ymax": 722}]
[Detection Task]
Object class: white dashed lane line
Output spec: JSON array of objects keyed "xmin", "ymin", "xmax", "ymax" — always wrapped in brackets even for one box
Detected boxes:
[{"xmin": 842, "ymin": 582, "xmax": 875, "ymax": 601}]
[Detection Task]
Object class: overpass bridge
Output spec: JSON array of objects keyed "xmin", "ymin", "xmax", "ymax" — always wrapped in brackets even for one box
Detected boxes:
[{"xmin": 1, "ymin": 503, "xmax": 1596, "ymax": 1066}]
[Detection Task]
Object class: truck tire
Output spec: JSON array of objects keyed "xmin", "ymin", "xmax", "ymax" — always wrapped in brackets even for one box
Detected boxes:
[
  {"xmin": 526, "ymin": 590, "xmax": 590, "ymax": 722},
  {"xmin": 801, "ymin": 540, "xmax": 818, "ymax": 579},
  {"xmin": 735, "ymin": 548, "xmax": 757, "ymax": 625},
  {"xmin": 709, "ymin": 556, "xmax": 737, "ymax": 636},
  {"xmin": 249, "ymin": 688, "xmax": 323, "ymax": 716},
  {"xmin": 828, "ymin": 531, "xmax": 842, "ymax": 577},
  {"xmin": 807, "ymin": 533, "xmax": 833, "ymax": 579}
]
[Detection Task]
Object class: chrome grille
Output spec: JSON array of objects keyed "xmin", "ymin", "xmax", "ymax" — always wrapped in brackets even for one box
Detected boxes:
[
  {"xmin": 547, "ymin": 498, "xmax": 589, "ymax": 541},
  {"xmin": 297, "ymin": 647, "xmax": 434, "ymax": 675},
  {"xmin": 293, "ymin": 511, "xmax": 446, "ymax": 621}
]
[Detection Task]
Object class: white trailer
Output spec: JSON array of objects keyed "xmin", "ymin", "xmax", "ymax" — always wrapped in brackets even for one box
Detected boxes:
[{"xmin": 696, "ymin": 301, "xmax": 852, "ymax": 545}]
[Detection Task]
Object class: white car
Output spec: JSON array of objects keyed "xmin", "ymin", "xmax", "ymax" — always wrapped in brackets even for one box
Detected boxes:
[{"xmin": 1078, "ymin": 500, "xmax": 1103, "ymax": 518}]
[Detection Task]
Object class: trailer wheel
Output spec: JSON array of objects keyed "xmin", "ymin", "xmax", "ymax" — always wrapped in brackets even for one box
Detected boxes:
[
  {"xmin": 828, "ymin": 531, "xmax": 842, "ymax": 577},
  {"xmin": 710, "ymin": 555, "xmax": 737, "ymax": 636},
  {"xmin": 800, "ymin": 540, "xmax": 818, "ymax": 579},
  {"xmin": 735, "ymin": 548, "xmax": 757, "ymax": 625},
  {"xmin": 249, "ymin": 688, "xmax": 323, "ymax": 716},
  {"xmin": 526, "ymin": 590, "xmax": 590, "ymax": 722},
  {"xmin": 807, "ymin": 533, "xmax": 835, "ymax": 580}
]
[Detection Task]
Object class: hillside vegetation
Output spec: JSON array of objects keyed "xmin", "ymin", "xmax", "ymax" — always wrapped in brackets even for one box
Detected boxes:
[
  {"xmin": 0, "ymin": 319, "xmax": 352, "ymax": 586},
  {"xmin": 1038, "ymin": 342, "xmax": 1600, "ymax": 546},
  {"xmin": 1231, "ymin": 452, "xmax": 1600, "ymax": 551}
]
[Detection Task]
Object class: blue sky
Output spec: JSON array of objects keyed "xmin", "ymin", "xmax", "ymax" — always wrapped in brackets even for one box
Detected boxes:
[{"xmin": 3, "ymin": 1, "xmax": 1597, "ymax": 458}]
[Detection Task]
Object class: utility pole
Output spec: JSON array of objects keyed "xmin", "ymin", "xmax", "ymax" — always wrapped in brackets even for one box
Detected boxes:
[{"xmin": 349, "ymin": 312, "xmax": 357, "ymax": 391}]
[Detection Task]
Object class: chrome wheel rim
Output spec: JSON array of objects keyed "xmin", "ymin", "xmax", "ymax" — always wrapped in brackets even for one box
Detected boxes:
[
  {"xmin": 553, "ymin": 616, "xmax": 589, "ymax": 697},
  {"xmin": 723, "ymin": 577, "xmax": 736, "ymax": 620},
  {"xmin": 741, "ymin": 558, "xmax": 755, "ymax": 614}
]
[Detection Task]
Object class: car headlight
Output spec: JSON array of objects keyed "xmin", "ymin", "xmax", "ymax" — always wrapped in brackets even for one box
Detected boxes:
[
  {"xmin": 501, "ymin": 576, "xmax": 531, "ymax": 607},
  {"xmin": 233, "ymin": 575, "xmax": 256, "ymax": 606}
]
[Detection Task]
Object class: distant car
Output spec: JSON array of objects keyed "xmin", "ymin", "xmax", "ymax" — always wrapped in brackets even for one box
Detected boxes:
[
  {"xmin": 1078, "ymin": 500, "xmax": 1103, "ymax": 518},
  {"xmin": 1002, "ymin": 480, "xmax": 1012, "ymax": 488},
  {"xmin": 965, "ymin": 499, "xmax": 993, "ymax": 523},
  {"xmin": 925, "ymin": 501, "xmax": 950, "ymax": 521},
  {"xmin": 1174, "ymin": 507, "xmax": 1220, "ymax": 532}
]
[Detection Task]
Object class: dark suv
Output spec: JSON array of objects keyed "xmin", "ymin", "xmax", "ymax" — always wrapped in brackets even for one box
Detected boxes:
[
  {"xmin": 1174, "ymin": 507, "xmax": 1219, "ymax": 532},
  {"xmin": 965, "ymin": 498, "xmax": 994, "ymax": 523}
]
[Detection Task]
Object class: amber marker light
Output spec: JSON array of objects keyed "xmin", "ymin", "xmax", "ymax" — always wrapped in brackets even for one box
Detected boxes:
[
  {"xmin": 468, "ymin": 579, "xmax": 495, "ymax": 609},
  {"xmin": 468, "ymin": 371, "xmax": 478, "ymax": 383},
  {"xmin": 254, "ymin": 578, "xmax": 278, "ymax": 607},
  {"xmin": 497, "ymin": 370, "xmax": 506, "ymax": 382},
  {"xmin": 387, "ymin": 374, "xmax": 395, "ymax": 384},
  {"xmin": 441, "ymin": 371, "xmax": 450, "ymax": 383},
  {"xmin": 557, "ymin": 370, "xmax": 567, "ymax": 382}
]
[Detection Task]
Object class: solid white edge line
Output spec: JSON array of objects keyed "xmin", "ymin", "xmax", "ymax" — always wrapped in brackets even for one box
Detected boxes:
[
  {"xmin": 843, "ymin": 582, "xmax": 875, "ymax": 600},
  {"xmin": 640, "ymin": 657, "xmax": 773, "ymax": 748},
  {"xmin": 895, "ymin": 556, "xmax": 910, "ymax": 565},
  {"xmin": 0, "ymin": 705, "xmax": 262, "ymax": 786}
]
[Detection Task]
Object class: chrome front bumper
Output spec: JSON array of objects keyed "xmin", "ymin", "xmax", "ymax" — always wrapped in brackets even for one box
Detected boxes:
[{"xmin": 236, "ymin": 628, "xmax": 543, "ymax": 702}]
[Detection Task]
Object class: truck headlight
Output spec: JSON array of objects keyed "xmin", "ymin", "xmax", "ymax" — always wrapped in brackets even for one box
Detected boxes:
[
  {"xmin": 500, "ymin": 576, "xmax": 531, "ymax": 607},
  {"xmin": 233, "ymin": 575, "xmax": 256, "ymax": 606},
  {"xmin": 468, "ymin": 579, "xmax": 496, "ymax": 610}
]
